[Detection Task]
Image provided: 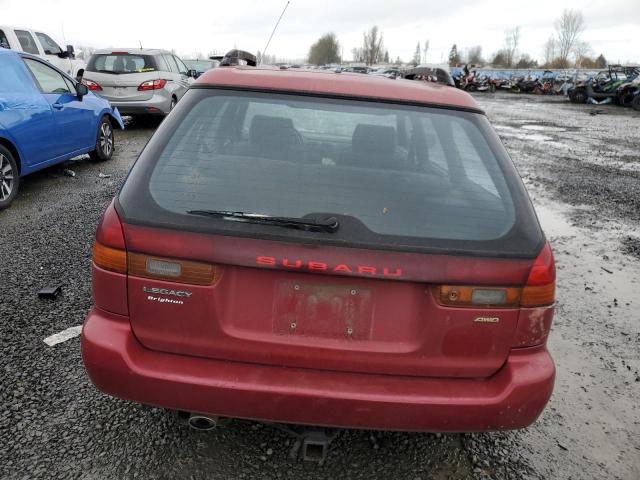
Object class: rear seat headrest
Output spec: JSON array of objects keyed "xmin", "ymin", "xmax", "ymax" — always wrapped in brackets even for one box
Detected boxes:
[
  {"xmin": 352, "ymin": 124, "xmax": 397, "ymax": 158},
  {"xmin": 249, "ymin": 115, "xmax": 299, "ymax": 150}
]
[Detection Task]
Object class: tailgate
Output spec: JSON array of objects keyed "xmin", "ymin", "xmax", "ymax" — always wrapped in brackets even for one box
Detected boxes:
[
  {"xmin": 124, "ymin": 225, "xmax": 533, "ymax": 378},
  {"xmin": 90, "ymin": 72, "xmax": 159, "ymax": 102}
]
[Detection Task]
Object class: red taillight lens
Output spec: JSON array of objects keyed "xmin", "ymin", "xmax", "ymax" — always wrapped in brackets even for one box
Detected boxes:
[
  {"xmin": 137, "ymin": 79, "xmax": 167, "ymax": 91},
  {"xmin": 93, "ymin": 201, "xmax": 127, "ymax": 273},
  {"xmin": 82, "ymin": 79, "xmax": 102, "ymax": 91},
  {"xmin": 521, "ymin": 243, "xmax": 556, "ymax": 307},
  {"xmin": 512, "ymin": 242, "xmax": 556, "ymax": 348}
]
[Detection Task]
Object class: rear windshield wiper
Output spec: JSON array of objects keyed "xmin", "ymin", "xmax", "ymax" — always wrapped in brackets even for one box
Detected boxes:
[{"xmin": 186, "ymin": 210, "xmax": 339, "ymax": 233}]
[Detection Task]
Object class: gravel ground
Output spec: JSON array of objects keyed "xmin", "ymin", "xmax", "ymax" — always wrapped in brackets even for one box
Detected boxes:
[{"xmin": 1, "ymin": 95, "xmax": 639, "ymax": 480}]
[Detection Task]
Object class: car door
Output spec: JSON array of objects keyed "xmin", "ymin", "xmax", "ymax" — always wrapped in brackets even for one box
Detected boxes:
[
  {"xmin": 34, "ymin": 31, "xmax": 70, "ymax": 74},
  {"xmin": 23, "ymin": 57, "xmax": 94, "ymax": 157},
  {"xmin": 164, "ymin": 55, "xmax": 189, "ymax": 100},
  {"xmin": 173, "ymin": 56, "xmax": 193, "ymax": 96},
  {"xmin": 0, "ymin": 53, "xmax": 56, "ymax": 171}
]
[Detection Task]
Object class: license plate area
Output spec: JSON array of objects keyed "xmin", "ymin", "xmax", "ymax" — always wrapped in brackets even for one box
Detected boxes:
[{"xmin": 273, "ymin": 282, "xmax": 373, "ymax": 340}]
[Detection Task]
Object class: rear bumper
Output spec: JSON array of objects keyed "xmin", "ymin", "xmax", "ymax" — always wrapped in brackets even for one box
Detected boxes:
[
  {"xmin": 100, "ymin": 93, "xmax": 171, "ymax": 116},
  {"xmin": 82, "ymin": 308, "xmax": 555, "ymax": 432}
]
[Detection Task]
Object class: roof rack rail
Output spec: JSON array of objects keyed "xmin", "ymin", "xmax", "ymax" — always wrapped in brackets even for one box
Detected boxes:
[{"xmin": 211, "ymin": 49, "xmax": 257, "ymax": 67}]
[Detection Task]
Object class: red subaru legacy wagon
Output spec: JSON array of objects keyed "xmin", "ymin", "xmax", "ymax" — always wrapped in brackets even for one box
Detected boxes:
[{"xmin": 82, "ymin": 66, "xmax": 556, "ymax": 432}]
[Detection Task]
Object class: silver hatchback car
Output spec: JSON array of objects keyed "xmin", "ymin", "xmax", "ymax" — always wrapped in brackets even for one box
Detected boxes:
[{"xmin": 82, "ymin": 48, "xmax": 196, "ymax": 117}]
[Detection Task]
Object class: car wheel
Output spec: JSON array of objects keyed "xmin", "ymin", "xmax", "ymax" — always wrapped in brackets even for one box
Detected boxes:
[
  {"xmin": 89, "ymin": 116, "xmax": 114, "ymax": 162},
  {"xmin": 632, "ymin": 95, "xmax": 640, "ymax": 111},
  {"xmin": 0, "ymin": 146, "xmax": 19, "ymax": 210},
  {"xmin": 169, "ymin": 97, "xmax": 177, "ymax": 112},
  {"xmin": 573, "ymin": 90, "xmax": 587, "ymax": 104}
]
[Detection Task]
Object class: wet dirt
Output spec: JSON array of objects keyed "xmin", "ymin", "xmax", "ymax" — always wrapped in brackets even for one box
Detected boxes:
[
  {"xmin": 1, "ymin": 99, "xmax": 639, "ymax": 480},
  {"xmin": 480, "ymin": 92, "xmax": 640, "ymax": 480}
]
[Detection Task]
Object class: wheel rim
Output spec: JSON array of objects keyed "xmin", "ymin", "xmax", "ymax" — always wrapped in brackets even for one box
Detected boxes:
[
  {"xmin": 99, "ymin": 122, "xmax": 113, "ymax": 157},
  {"xmin": 0, "ymin": 153, "xmax": 14, "ymax": 201}
]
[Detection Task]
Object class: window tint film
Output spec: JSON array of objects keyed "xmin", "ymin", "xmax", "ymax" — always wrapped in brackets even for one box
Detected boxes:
[
  {"xmin": 146, "ymin": 92, "xmax": 516, "ymax": 242},
  {"xmin": 35, "ymin": 32, "xmax": 61, "ymax": 55},
  {"xmin": 24, "ymin": 59, "xmax": 71, "ymax": 94},
  {"xmin": 15, "ymin": 30, "xmax": 39, "ymax": 54},
  {"xmin": 86, "ymin": 54, "xmax": 157, "ymax": 74}
]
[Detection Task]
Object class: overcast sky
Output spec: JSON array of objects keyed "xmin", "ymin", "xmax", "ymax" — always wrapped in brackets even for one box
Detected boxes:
[{"xmin": 2, "ymin": 0, "xmax": 639, "ymax": 64}]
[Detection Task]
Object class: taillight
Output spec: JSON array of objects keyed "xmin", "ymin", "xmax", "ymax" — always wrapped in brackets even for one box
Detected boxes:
[
  {"xmin": 128, "ymin": 253, "xmax": 222, "ymax": 285},
  {"xmin": 92, "ymin": 201, "xmax": 221, "ymax": 284},
  {"xmin": 433, "ymin": 244, "xmax": 555, "ymax": 310},
  {"xmin": 93, "ymin": 201, "xmax": 126, "ymax": 273},
  {"xmin": 137, "ymin": 79, "xmax": 167, "ymax": 91},
  {"xmin": 521, "ymin": 242, "xmax": 556, "ymax": 307},
  {"xmin": 82, "ymin": 79, "xmax": 102, "ymax": 91}
]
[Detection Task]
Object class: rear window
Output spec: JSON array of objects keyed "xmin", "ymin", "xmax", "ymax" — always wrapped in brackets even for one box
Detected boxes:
[
  {"xmin": 119, "ymin": 89, "xmax": 542, "ymax": 257},
  {"xmin": 86, "ymin": 54, "xmax": 157, "ymax": 74}
]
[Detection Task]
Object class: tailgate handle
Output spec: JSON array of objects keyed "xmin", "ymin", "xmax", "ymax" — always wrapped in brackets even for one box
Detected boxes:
[{"xmin": 52, "ymin": 103, "xmax": 64, "ymax": 110}]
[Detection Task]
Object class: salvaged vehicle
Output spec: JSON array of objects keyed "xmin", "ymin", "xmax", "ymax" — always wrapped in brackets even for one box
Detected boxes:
[
  {"xmin": 0, "ymin": 49, "xmax": 123, "ymax": 209},
  {"xmin": 403, "ymin": 64, "xmax": 455, "ymax": 87},
  {"xmin": 568, "ymin": 65, "xmax": 638, "ymax": 104},
  {"xmin": 82, "ymin": 64, "xmax": 556, "ymax": 434},
  {"xmin": 83, "ymin": 48, "xmax": 197, "ymax": 117},
  {"xmin": 0, "ymin": 25, "xmax": 85, "ymax": 76}
]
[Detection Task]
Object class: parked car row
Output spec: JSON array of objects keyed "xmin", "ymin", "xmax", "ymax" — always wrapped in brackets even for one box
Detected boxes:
[
  {"xmin": 1, "ymin": 24, "xmax": 222, "ymax": 209},
  {"xmin": 451, "ymin": 65, "xmax": 640, "ymax": 110},
  {"xmin": 0, "ymin": 48, "xmax": 123, "ymax": 209}
]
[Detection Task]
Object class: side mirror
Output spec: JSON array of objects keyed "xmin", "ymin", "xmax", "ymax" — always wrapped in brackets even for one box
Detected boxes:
[
  {"xmin": 66, "ymin": 45, "xmax": 75, "ymax": 59},
  {"xmin": 75, "ymin": 83, "xmax": 88, "ymax": 98},
  {"xmin": 187, "ymin": 69, "xmax": 198, "ymax": 78},
  {"xmin": 75, "ymin": 68, "xmax": 84, "ymax": 83}
]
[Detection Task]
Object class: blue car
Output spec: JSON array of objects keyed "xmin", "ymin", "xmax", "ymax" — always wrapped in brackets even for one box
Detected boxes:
[{"xmin": 0, "ymin": 48, "xmax": 124, "ymax": 209}]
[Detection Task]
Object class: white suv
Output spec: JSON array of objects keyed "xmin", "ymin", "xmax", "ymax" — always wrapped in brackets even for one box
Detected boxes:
[{"xmin": 0, "ymin": 25, "xmax": 85, "ymax": 76}]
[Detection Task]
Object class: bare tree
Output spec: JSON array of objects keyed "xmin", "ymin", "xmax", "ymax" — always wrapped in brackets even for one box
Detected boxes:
[
  {"xmin": 467, "ymin": 46, "xmax": 484, "ymax": 65},
  {"xmin": 504, "ymin": 26, "xmax": 520, "ymax": 67},
  {"xmin": 412, "ymin": 42, "xmax": 421, "ymax": 66},
  {"xmin": 362, "ymin": 26, "xmax": 384, "ymax": 65},
  {"xmin": 542, "ymin": 36, "xmax": 556, "ymax": 66},
  {"xmin": 572, "ymin": 40, "xmax": 593, "ymax": 67},
  {"xmin": 555, "ymin": 9, "xmax": 586, "ymax": 68},
  {"xmin": 423, "ymin": 39, "xmax": 429, "ymax": 64}
]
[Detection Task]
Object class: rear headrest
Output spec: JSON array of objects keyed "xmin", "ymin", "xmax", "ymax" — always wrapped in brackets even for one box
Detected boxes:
[
  {"xmin": 249, "ymin": 115, "xmax": 298, "ymax": 151},
  {"xmin": 352, "ymin": 124, "xmax": 397, "ymax": 159},
  {"xmin": 113, "ymin": 57, "xmax": 125, "ymax": 71}
]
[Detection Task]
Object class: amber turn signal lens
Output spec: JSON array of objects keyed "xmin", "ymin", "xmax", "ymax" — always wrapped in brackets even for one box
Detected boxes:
[
  {"xmin": 93, "ymin": 242, "xmax": 127, "ymax": 274},
  {"xmin": 435, "ymin": 285, "xmax": 521, "ymax": 308},
  {"xmin": 128, "ymin": 253, "xmax": 222, "ymax": 286},
  {"xmin": 520, "ymin": 283, "xmax": 556, "ymax": 307}
]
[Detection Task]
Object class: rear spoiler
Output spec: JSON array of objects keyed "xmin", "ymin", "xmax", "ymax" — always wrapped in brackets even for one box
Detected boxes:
[{"xmin": 211, "ymin": 49, "xmax": 257, "ymax": 67}]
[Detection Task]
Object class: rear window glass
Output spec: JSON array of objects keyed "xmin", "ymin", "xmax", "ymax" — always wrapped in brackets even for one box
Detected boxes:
[
  {"xmin": 86, "ymin": 54, "xmax": 157, "ymax": 74},
  {"xmin": 145, "ymin": 92, "xmax": 515, "ymax": 242}
]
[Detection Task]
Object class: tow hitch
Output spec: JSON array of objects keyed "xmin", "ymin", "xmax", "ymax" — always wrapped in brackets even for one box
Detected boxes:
[{"xmin": 272, "ymin": 424, "xmax": 340, "ymax": 465}]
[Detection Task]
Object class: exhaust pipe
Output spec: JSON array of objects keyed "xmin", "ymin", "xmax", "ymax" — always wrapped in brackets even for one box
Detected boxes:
[{"xmin": 187, "ymin": 414, "xmax": 219, "ymax": 431}]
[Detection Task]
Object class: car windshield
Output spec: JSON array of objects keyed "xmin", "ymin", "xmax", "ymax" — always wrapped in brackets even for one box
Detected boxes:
[
  {"xmin": 140, "ymin": 90, "xmax": 516, "ymax": 243},
  {"xmin": 86, "ymin": 54, "xmax": 157, "ymax": 74},
  {"xmin": 184, "ymin": 59, "xmax": 217, "ymax": 72}
]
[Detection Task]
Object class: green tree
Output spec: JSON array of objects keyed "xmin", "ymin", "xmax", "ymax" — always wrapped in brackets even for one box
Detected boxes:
[
  {"xmin": 308, "ymin": 33, "xmax": 341, "ymax": 65},
  {"xmin": 595, "ymin": 53, "xmax": 607, "ymax": 68},
  {"xmin": 448, "ymin": 44, "xmax": 461, "ymax": 66}
]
